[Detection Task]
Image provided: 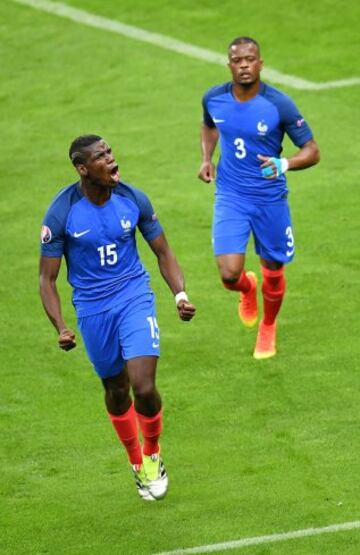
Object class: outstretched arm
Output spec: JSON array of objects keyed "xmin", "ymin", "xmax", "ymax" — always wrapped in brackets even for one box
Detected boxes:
[
  {"xmin": 258, "ymin": 139, "xmax": 320, "ymax": 179},
  {"xmin": 148, "ymin": 233, "xmax": 196, "ymax": 321},
  {"xmin": 198, "ymin": 123, "xmax": 219, "ymax": 183},
  {"xmin": 39, "ymin": 256, "xmax": 76, "ymax": 350}
]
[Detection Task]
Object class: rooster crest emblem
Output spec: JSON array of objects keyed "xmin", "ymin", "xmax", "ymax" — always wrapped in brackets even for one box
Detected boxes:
[{"xmin": 121, "ymin": 218, "xmax": 131, "ymax": 232}]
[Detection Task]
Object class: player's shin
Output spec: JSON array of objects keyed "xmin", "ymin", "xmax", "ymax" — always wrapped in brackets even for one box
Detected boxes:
[
  {"xmin": 108, "ymin": 403, "xmax": 143, "ymax": 465},
  {"xmin": 136, "ymin": 410, "xmax": 163, "ymax": 456},
  {"xmin": 261, "ymin": 266, "xmax": 286, "ymax": 325}
]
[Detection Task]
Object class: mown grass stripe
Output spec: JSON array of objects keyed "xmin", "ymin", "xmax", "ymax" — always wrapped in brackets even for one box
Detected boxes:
[{"xmin": 12, "ymin": 0, "xmax": 360, "ymax": 90}]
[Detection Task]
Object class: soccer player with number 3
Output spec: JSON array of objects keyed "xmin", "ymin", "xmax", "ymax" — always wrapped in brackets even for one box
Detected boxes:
[
  {"xmin": 198, "ymin": 37, "xmax": 320, "ymax": 359},
  {"xmin": 39, "ymin": 135, "xmax": 195, "ymax": 501}
]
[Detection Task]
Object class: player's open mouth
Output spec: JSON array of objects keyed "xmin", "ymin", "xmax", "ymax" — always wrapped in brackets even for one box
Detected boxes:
[{"xmin": 110, "ymin": 164, "xmax": 119, "ymax": 182}]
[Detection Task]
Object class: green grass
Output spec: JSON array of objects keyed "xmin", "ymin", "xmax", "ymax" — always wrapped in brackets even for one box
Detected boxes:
[{"xmin": 1, "ymin": 1, "xmax": 360, "ymax": 554}]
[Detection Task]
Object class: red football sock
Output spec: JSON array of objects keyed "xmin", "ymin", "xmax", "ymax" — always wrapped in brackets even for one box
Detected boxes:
[
  {"xmin": 222, "ymin": 271, "xmax": 251, "ymax": 293},
  {"xmin": 108, "ymin": 403, "xmax": 143, "ymax": 465},
  {"xmin": 261, "ymin": 266, "xmax": 286, "ymax": 326},
  {"xmin": 136, "ymin": 410, "xmax": 163, "ymax": 456}
]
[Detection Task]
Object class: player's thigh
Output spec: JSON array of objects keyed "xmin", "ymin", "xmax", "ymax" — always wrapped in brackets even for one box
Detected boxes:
[
  {"xmin": 212, "ymin": 197, "xmax": 252, "ymax": 255},
  {"xmin": 216, "ymin": 253, "xmax": 246, "ymax": 279},
  {"xmin": 252, "ymin": 201, "xmax": 295, "ymax": 264},
  {"xmin": 78, "ymin": 308, "xmax": 125, "ymax": 379},
  {"xmin": 126, "ymin": 356, "xmax": 158, "ymax": 395},
  {"xmin": 119, "ymin": 294, "xmax": 160, "ymax": 362}
]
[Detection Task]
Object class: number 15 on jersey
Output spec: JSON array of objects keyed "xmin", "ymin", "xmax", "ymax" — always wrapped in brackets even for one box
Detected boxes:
[{"xmin": 97, "ymin": 244, "xmax": 118, "ymax": 266}]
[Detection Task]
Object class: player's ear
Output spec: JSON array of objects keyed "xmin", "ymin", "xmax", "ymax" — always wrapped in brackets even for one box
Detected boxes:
[
  {"xmin": 259, "ymin": 58, "xmax": 264, "ymax": 71},
  {"xmin": 76, "ymin": 164, "xmax": 88, "ymax": 177}
]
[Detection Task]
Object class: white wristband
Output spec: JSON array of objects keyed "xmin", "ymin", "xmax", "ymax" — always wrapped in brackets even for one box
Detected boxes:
[
  {"xmin": 175, "ymin": 291, "xmax": 188, "ymax": 305},
  {"xmin": 280, "ymin": 158, "xmax": 289, "ymax": 174}
]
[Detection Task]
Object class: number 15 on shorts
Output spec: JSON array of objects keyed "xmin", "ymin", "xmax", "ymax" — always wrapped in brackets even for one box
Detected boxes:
[{"xmin": 147, "ymin": 316, "xmax": 160, "ymax": 349}]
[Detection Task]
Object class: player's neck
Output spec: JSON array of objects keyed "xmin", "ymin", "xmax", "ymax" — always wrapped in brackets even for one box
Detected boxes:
[
  {"xmin": 232, "ymin": 80, "xmax": 261, "ymax": 102},
  {"xmin": 80, "ymin": 180, "xmax": 112, "ymax": 205}
]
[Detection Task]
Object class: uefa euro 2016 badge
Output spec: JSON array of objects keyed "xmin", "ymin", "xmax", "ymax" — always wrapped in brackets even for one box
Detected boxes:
[{"xmin": 41, "ymin": 225, "xmax": 52, "ymax": 243}]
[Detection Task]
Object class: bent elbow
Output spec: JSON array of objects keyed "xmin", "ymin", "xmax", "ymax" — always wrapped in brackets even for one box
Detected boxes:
[{"xmin": 313, "ymin": 146, "xmax": 321, "ymax": 165}]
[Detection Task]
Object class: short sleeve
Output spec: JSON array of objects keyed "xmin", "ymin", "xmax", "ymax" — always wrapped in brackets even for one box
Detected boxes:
[
  {"xmin": 40, "ymin": 204, "xmax": 66, "ymax": 257},
  {"xmin": 135, "ymin": 190, "xmax": 163, "ymax": 242},
  {"xmin": 202, "ymin": 94, "xmax": 216, "ymax": 128},
  {"xmin": 279, "ymin": 96, "xmax": 313, "ymax": 147}
]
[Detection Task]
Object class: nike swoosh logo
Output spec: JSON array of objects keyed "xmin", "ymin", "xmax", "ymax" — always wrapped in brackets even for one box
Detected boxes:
[
  {"xmin": 213, "ymin": 118, "xmax": 225, "ymax": 123},
  {"xmin": 73, "ymin": 229, "xmax": 91, "ymax": 238},
  {"xmin": 152, "ymin": 342, "xmax": 159, "ymax": 348}
]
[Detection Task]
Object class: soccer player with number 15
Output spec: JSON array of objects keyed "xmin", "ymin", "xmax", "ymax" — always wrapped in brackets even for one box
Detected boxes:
[{"xmin": 39, "ymin": 135, "xmax": 196, "ymax": 501}]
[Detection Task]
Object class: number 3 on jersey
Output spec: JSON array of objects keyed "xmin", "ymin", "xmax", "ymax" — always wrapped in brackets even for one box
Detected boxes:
[
  {"xmin": 97, "ymin": 244, "xmax": 118, "ymax": 266},
  {"xmin": 234, "ymin": 137, "xmax": 247, "ymax": 159}
]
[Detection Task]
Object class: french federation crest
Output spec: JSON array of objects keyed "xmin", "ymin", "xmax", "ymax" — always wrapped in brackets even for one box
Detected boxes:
[
  {"xmin": 257, "ymin": 121, "xmax": 268, "ymax": 136},
  {"xmin": 121, "ymin": 218, "xmax": 131, "ymax": 232},
  {"xmin": 41, "ymin": 225, "xmax": 52, "ymax": 244}
]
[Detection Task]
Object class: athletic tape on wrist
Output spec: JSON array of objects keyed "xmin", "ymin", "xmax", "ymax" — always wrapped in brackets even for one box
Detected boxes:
[
  {"xmin": 280, "ymin": 158, "xmax": 289, "ymax": 174},
  {"xmin": 175, "ymin": 291, "xmax": 189, "ymax": 305}
]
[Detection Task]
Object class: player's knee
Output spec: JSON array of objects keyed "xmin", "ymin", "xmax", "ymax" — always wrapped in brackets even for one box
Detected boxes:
[
  {"xmin": 219, "ymin": 262, "xmax": 243, "ymax": 283},
  {"xmin": 133, "ymin": 383, "xmax": 161, "ymax": 415},
  {"xmin": 221, "ymin": 270, "xmax": 242, "ymax": 285},
  {"xmin": 132, "ymin": 381, "xmax": 156, "ymax": 401},
  {"xmin": 106, "ymin": 382, "xmax": 130, "ymax": 406}
]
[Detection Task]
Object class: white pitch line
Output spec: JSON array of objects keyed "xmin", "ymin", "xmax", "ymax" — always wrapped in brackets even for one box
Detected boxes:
[
  {"xmin": 153, "ymin": 520, "xmax": 360, "ymax": 555},
  {"xmin": 11, "ymin": 0, "xmax": 360, "ymax": 91}
]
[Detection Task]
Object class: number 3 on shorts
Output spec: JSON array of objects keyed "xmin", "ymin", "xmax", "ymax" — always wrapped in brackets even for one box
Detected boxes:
[{"xmin": 286, "ymin": 226, "xmax": 295, "ymax": 257}]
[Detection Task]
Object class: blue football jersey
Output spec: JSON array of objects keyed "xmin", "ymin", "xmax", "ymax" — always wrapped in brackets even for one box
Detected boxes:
[
  {"xmin": 40, "ymin": 181, "xmax": 163, "ymax": 317},
  {"xmin": 202, "ymin": 81, "xmax": 313, "ymax": 201}
]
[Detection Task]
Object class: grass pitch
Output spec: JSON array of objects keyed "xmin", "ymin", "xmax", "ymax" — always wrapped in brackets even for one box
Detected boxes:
[{"xmin": 1, "ymin": 1, "xmax": 360, "ymax": 554}]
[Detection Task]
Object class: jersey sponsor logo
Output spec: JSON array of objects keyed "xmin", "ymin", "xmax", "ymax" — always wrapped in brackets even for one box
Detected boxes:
[
  {"xmin": 41, "ymin": 225, "xmax": 52, "ymax": 244},
  {"xmin": 73, "ymin": 229, "xmax": 91, "ymax": 238},
  {"xmin": 152, "ymin": 341, "xmax": 160, "ymax": 348},
  {"xmin": 213, "ymin": 117, "xmax": 225, "ymax": 123},
  {"xmin": 257, "ymin": 121, "xmax": 268, "ymax": 136},
  {"xmin": 296, "ymin": 118, "xmax": 305, "ymax": 127},
  {"xmin": 121, "ymin": 218, "xmax": 131, "ymax": 232}
]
